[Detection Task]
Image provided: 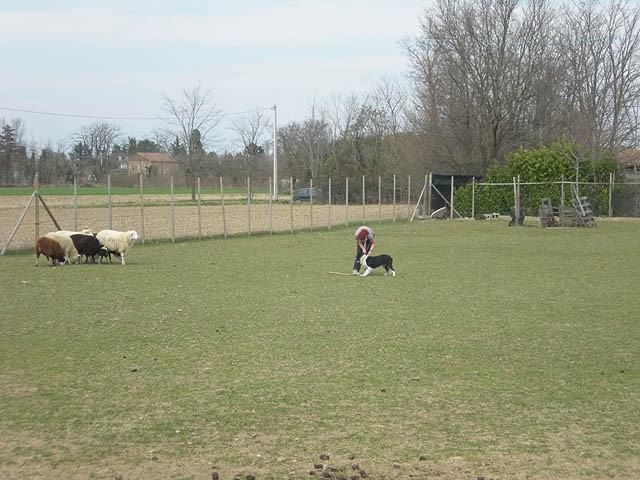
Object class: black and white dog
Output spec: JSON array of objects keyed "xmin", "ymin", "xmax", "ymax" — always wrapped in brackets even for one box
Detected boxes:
[{"xmin": 359, "ymin": 253, "xmax": 396, "ymax": 276}]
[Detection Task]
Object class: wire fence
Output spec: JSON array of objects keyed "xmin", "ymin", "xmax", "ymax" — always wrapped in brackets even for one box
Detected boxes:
[
  {"xmin": 1, "ymin": 174, "xmax": 417, "ymax": 253},
  {"xmin": 2, "ymin": 173, "xmax": 640, "ymax": 254}
]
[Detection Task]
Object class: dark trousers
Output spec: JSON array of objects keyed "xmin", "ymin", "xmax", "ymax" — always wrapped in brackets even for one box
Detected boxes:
[{"xmin": 352, "ymin": 239, "xmax": 372, "ymax": 271}]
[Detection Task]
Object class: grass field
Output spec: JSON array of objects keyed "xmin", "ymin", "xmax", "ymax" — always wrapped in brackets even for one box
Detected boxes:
[{"xmin": 1, "ymin": 220, "xmax": 638, "ymax": 479}]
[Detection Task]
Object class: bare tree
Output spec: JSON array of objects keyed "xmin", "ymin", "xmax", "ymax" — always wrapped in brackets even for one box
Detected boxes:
[
  {"xmin": 404, "ymin": 0, "xmax": 557, "ymax": 174},
  {"xmin": 10, "ymin": 118, "xmax": 25, "ymax": 147},
  {"xmin": 75, "ymin": 121, "xmax": 121, "ymax": 171},
  {"xmin": 368, "ymin": 76, "xmax": 419, "ymax": 177},
  {"xmin": 405, "ymin": 0, "xmax": 640, "ymax": 174},
  {"xmin": 150, "ymin": 128, "xmax": 172, "ymax": 153},
  {"xmin": 371, "ymin": 75, "xmax": 409, "ymax": 137},
  {"xmin": 229, "ymin": 108, "xmax": 271, "ymax": 177},
  {"xmin": 163, "ymin": 82, "xmax": 222, "ymax": 199},
  {"xmin": 279, "ymin": 101, "xmax": 331, "ymax": 183},
  {"xmin": 324, "ymin": 93, "xmax": 362, "ymax": 177},
  {"xmin": 559, "ymin": 0, "xmax": 640, "ymax": 155},
  {"xmin": 230, "ymin": 108, "xmax": 271, "ymax": 152}
]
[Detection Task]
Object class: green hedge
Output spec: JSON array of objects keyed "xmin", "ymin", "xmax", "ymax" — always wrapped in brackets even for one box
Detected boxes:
[{"xmin": 455, "ymin": 142, "xmax": 618, "ymax": 217}]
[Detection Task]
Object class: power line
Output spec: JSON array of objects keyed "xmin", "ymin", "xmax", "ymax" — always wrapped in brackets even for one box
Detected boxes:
[
  {"xmin": 0, "ymin": 106, "xmax": 162, "ymax": 121},
  {"xmin": 0, "ymin": 106, "xmax": 270, "ymax": 122}
]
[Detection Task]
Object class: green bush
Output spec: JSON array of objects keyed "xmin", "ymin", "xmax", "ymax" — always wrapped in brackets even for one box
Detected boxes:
[{"xmin": 455, "ymin": 142, "xmax": 618, "ymax": 217}]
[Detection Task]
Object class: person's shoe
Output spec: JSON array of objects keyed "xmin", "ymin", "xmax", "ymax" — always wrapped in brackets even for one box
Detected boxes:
[{"xmin": 352, "ymin": 269, "xmax": 360, "ymax": 276}]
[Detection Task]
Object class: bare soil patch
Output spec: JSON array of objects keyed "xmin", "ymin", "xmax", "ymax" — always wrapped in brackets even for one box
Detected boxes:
[{"xmin": 0, "ymin": 195, "xmax": 408, "ymax": 252}]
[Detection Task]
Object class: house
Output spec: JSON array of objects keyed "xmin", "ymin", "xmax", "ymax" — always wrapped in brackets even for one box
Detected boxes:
[
  {"xmin": 618, "ymin": 148, "xmax": 640, "ymax": 175},
  {"xmin": 127, "ymin": 153, "xmax": 180, "ymax": 177}
]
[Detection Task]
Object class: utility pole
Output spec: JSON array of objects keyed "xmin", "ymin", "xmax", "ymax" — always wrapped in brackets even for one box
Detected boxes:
[{"xmin": 272, "ymin": 104, "xmax": 278, "ymax": 199}]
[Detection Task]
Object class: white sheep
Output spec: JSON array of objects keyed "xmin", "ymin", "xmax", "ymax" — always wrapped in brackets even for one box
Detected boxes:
[
  {"xmin": 44, "ymin": 231, "xmax": 81, "ymax": 264},
  {"xmin": 96, "ymin": 230, "xmax": 139, "ymax": 265}
]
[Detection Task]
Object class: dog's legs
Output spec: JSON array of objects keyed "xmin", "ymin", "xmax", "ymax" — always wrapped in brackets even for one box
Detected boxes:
[{"xmin": 361, "ymin": 266, "xmax": 373, "ymax": 276}]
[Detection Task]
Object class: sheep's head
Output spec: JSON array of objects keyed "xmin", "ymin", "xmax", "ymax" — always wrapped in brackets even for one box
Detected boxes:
[{"xmin": 130, "ymin": 231, "xmax": 139, "ymax": 241}]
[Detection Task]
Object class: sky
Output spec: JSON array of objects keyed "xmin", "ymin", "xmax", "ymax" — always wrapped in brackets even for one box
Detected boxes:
[{"xmin": 0, "ymin": 0, "xmax": 429, "ymax": 154}]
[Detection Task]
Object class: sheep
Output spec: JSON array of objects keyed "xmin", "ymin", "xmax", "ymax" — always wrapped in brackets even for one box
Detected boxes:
[
  {"xmin": 70, "ymin": 233, "xmax": 107, "ymax": 264},
  {"xmin": 48, "ymin": 229, "xmax": 98, "ymax": 264},
  {"xmin": 100, "ymin": 249, "xmax": 122, "ymax": 264},
  {"xmin": 44, "ymin": 231, "xmax": 80, "ymax": 264},
  {"xmin": 35, "ymin": 236, "xmax": 66, "ymax": 266},
  {"xmin": 95, "ymin": 248, "xmax": 113, "ymax": 264},
  {"xmin": 96, "ymin": 230, "xmax": 139, "ymax": 265}
]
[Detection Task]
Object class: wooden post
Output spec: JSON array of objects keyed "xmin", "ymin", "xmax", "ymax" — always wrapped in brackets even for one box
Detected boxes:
[
  {"xmin": 197, "ymin": 177, "xmax": 202, "ymax": 239},
  {"xmin": 427, "ymin": 173, "xmax": 432, "ymax": 218},
  {"xmin": 512, "ymin": 176, "xmax": 521, "ymax": 226},
  {"xmin": 107, "ymin": 174, "xmax": 113, "ymax": 229},
  {"xmin": 289, "ymin": 177, "xmax": 294, "ymax": 233},
  {"xmin": 423, "ymin": 174, "xmax": 428, "ymax": 217},
  {"xmin": 220, "ymin": 176, "xmax": 227, "ymax": 239},
  {"xmin": 450, "ymin": 175, "xmax": 454, "ymax": 220},
  {"xmin": 392, "ymin": 174, "xmax": 396, "ymax": 223},
  {"xmin": 471, "ymin": 177, "xmax": 476, "ymax": 220},
  {"xmin": 608, "ymin": 172, "xmax": 614, "ymax": 217},
  {"xmin": 34, "ymin": 172, "xmax": 40, "ymax": 241},
  {"xmin": 247, "ymin": 176, "xmax": 251, "ymax": 236},
  {"xmin": 407, "ymin": 175, "xmax": 411, "ymax": 218},
  {"xmin": 170, "ymin": 176, "xmax": 175, "ymax": 242},
  {"xmin": 73, "ymin": 171, "xmax": 78, "ymax": 231},
  {"xmin": 328, "ymin": 177, "xmax": 332, "ymax": 230},
  {"xmin": 1, "ymin": 193, "xmax": 36, "ymax": 255},
  {"xmin": 268, "ymin": 177, "xmax": 273, "ymax": 235},
  {"xmin": 378, "ymin": 176, "xmax": 382, "ymax": 223},
  {"xmin": 310, "ymin": 178, "xmax": 314, "ymax": 231},
  {"xmin": 139, "ymin": 174, "xmax": 145, "ymax": 243},
  {"xmin": 345, "ymin": 177, "xmax": 349, "ymax": 227},
  {"xmin": 362, "ymin": 175, "xmax": 366, "ymax": 224}
]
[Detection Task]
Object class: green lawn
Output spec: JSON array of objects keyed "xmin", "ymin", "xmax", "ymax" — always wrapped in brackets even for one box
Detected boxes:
[{"xmin": 1, "ymin": 220, "xmax": 638, "ymax": 479}]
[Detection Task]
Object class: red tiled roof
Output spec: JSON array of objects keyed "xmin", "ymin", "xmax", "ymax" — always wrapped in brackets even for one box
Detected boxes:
[
  {"xmin": 129, "ymin": 153, "xmax": 178, "ymax": 164},
  {"xmin": 618, "ymin": 148, "xmax": 640, "ymax": 167}
]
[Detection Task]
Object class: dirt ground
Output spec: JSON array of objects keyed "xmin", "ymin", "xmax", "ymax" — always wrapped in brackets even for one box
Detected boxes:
[
  {"xmin": 0, "ymin": 440, "xmax": 559, "ymax": 480},
  {"xmin": 0, "ymin": 194, "xmax": 411, "ymax": 253}
]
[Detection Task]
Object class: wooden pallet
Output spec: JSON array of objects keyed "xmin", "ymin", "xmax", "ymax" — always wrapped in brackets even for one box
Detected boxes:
[
  {"xmin": 539, "ymin": 197, "xmax": 558, "ymax": 227},
  {"xmin": 571, "ymin": 184, "xmax": 596, "ymax": 227}
]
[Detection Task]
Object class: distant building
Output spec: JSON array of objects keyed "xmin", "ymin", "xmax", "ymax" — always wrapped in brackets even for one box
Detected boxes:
[
  {"xmin": 116, "ymin": 156, "xmax": 129, "ymax": 171},
  {"xmin": 618, "ymin": 148, "xmax": 640, "ymax": 175},
  {"xmin": 127, "ymin": 153, "xmax": 180, "ymax": 177}
]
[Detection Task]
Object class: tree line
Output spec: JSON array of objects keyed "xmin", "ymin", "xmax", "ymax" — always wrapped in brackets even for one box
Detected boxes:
[{"xmin": 1, "ymin": 0, "xmax": 639, "ymax": 191}]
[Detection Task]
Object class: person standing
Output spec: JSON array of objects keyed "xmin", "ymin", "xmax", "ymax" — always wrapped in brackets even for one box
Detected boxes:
[{"xmin": 352, "ymin": 225, "xmax": 375, "ymax": 275}]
